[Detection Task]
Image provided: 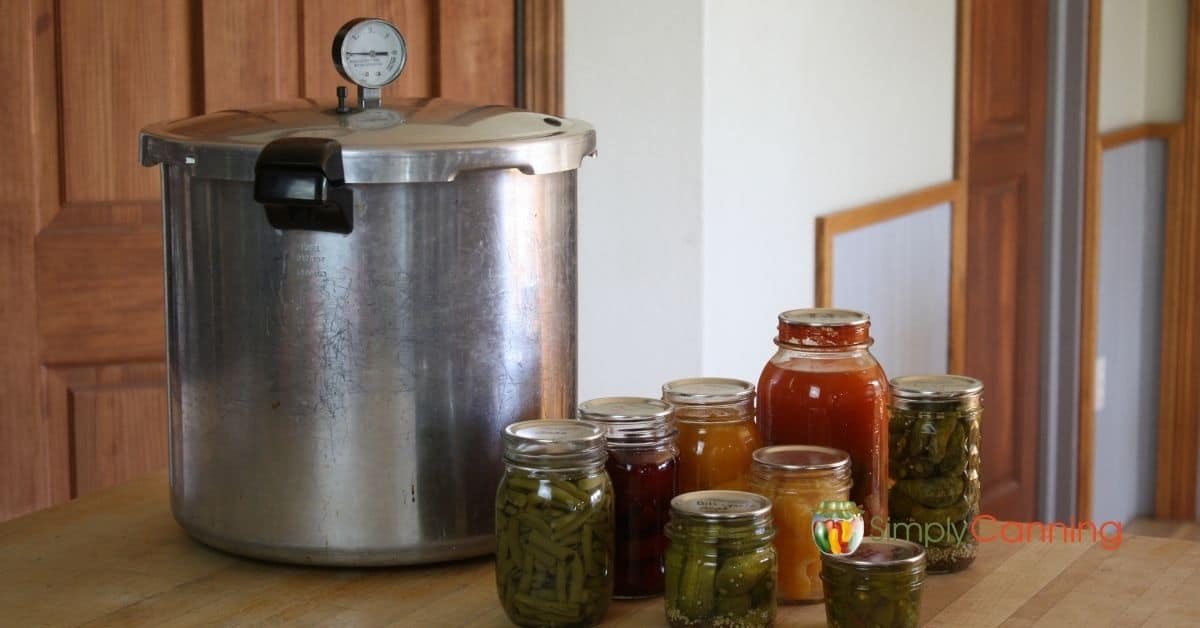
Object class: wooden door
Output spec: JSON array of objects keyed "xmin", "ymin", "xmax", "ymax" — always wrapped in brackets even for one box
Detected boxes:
[
  {"xmin": 0, "ymin": 0, "xmax": 523, "ymax": 522},
  {"xmin": 965, "ymin": 0, "xmax": 1048, "ymax": 522}
]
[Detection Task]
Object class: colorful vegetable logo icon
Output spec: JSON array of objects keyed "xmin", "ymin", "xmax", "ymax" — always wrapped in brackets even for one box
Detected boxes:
[{"xmin": 811, "ymin": 500, "xmax": 864, "ymax": 555}]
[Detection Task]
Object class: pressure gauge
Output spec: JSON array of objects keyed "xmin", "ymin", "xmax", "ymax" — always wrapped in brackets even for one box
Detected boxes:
[{"xmin": 332, "ymin": 18, "xmax": 407, "ymax": 90}]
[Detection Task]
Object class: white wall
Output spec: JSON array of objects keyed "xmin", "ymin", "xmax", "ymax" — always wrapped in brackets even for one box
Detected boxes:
[
  {"xmin": 564, "ymin": 1, "xmax": 704, "ymax": 400},
  {"xmin": 700, "ymin": 1, "xmax": 957, "ymax": 379},
  {"xmin": 565, "ymin": 1, "xmax": 957, "ymax": 397},
  {"xmin": 1099, "ymin": 0, "xmax": 1188, "ymax": 132}
]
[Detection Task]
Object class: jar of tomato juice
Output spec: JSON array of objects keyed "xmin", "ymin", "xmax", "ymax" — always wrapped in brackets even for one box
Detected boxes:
[{"xmin": 756, "ymin": 309, "xmax": 889, "ymax": 524}]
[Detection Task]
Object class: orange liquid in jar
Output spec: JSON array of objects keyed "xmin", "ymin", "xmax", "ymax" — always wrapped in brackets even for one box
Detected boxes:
[{"xmin": 676, "ymin": 420, "xmax": 761, "ymax": 493}]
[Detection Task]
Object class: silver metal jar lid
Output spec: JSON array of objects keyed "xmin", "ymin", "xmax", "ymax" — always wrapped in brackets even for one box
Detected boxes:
[
  {"xmin": 140, "ymin": 98, "xmax": 596, "ymax": 184},
  {"xmin": 502, "ymin": 420, "xmax": 606, "ymax": 466},
  {"xmin": 778, "ymin": 308, "xmax": 870, "ymax": 327},
  {"xmin": 821, "ymin": 537, "xmax": 926, "ymax": 571},
  {"xmin": 752, "ymin": 445, "xmax": 851, "ymax": 474},
  {"xmin": 661, "ymin": 378, "xmax": 755, "ymax": 406},
  {"xmin": 671, "ymin": 490, "xmax": 773, "ymax": 524},
  {"xmin": 577, "ymin": 397, "xmax": 676, "ymax": 446},
  {"xmin": 891, "ymin": 375, "xmax": 984, "ymax": 411}
]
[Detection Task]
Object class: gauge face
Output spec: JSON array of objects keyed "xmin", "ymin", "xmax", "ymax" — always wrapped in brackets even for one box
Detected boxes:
[{"xmin": 333, "ymin": 18, "xmax": 407, "ymax": 89}]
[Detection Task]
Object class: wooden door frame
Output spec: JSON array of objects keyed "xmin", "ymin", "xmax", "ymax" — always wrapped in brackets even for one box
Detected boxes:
[
  {"xmin": 517, "ymin": 0, "xmax": 563, "ymax": 116},
  {"xmin": 1151, "ymin": 0, "xmax": 1200, "ymax": 520},
  {"xmin": 1078, "ymin": 0, "xmax": 1200, "ymax": 522}
]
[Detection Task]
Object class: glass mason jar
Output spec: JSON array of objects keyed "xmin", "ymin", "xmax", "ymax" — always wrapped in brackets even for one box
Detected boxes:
[
  {"xmin": 749, "ymin": 445, "xmax": 852, "ymax": 603},
  {"xmin": 578, "ymin": 397, "xmax": 679, "ymax": 598},
  {"xmin": 495, "ymin": 420, "xmax": 615, "ymax": 627},
  {"xmin": 664, "ymin": 490, "xmax": 778, "ymax": 628},
  {"xmin": 888, "ymin": 375, "xmax": 983, "ymax": 573},
  {"xmin": 662, "ymin": 378, "xmax": 762, "ymax": 493},
  {"xmin": 756, "ymin": 308, "xmax": 889, "ymax": 524},
  {"xmin": 821, "ymin": 537, "xmax": 926, "ymax": 628}
]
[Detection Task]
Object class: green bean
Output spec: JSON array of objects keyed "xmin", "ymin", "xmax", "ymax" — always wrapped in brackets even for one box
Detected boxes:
[
  {"xmin": 555, "ymin": 561, "xmax": 568, "ymax": 603},
  {"xmin": 569, "ymin": 555, "xmax": 584, "ymax": 604},
  {"xmin": 580, "ymin": 522, "xmax": 594, "ymax": 574},
  {"xmin": 518, "ymin": 512, "xmax": 552, "ymax": 536}
]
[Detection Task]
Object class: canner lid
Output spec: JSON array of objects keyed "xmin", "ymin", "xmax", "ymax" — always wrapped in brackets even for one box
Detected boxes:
[{"xmin": 139, "ymin": 98, "xmax": 596, "ymax": 183}]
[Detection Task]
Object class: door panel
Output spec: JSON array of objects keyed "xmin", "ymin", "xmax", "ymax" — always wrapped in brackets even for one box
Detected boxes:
[
  {"xmin": 966, "ymin": 0, "xmax": 1047, "ymax": 522},
  {"xmin": 1, "ymin": 0, "xmax": 519, "ymax": 521}
]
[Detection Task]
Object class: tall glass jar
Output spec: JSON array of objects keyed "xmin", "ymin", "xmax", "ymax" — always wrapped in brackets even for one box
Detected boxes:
[
  {"xmin": 662, "ymin": 378, "xmax": 762, "ymax": 493},
  {"xmin": 578, "ymin": 397, "xmax": 678, "ymax": 598},
  {"xmin": 888, "ymin": 375, "xmax": 983, "ymax": 573},
  {"xmin": 749, "ymin": 445, "xmax": 852, "ymax": 603},
  {"xmin": 664, "ymin": 490, "xmax": 778, "ymax": 628},
  {"xmin": 495, "ymin": 420, "xmax": 614, "ymax": 627},
  {"xmin": 756, "ymin": 308, "xmax": 889, "ymax": 524},
  {"xmin": 821, "ymin": 537, "xmax": 926, "ymax": 628}
]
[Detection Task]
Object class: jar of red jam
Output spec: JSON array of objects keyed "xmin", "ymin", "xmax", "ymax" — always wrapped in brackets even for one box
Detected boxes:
[
  {"xmin": 578, "ymin": 397, "xmax": 679, "ymax": 598},
  {"xmin": 756, "ymin": 309, "xmax": 889, "ymax": 524}
]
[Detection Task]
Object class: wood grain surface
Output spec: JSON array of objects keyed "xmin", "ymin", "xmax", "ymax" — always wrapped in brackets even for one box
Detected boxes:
[{"xmin": 2, "ymin": 473, "xmax": 1198, "ymax": 627}]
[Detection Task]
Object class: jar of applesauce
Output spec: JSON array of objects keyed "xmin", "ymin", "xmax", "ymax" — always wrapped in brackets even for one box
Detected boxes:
[
  {"xmin": 662, "ymin": 378, "xmax": 762, "ymax": 493},
  {"xmin": 749, "ymin": 445, "xmax": 851, "ymax": 603},
  {"xmin": 757, "ymin": 309, "xmax": 889, "ymax": 524}
]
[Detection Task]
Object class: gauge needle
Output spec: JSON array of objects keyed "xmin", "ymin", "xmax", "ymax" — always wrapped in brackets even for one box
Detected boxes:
[{"xmin": 346, "ymin": 51, "xmax": 390, "ymax": 56}]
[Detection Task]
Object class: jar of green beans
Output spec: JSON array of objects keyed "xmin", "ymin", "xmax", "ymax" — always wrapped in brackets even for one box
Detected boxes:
[
  {"xmin": 496, "ymin": 420, "xmax": 614, "ymax": 627},
  {"xmin": 664, "ymin": 490, "xmax": 777, "ymax": 628}
]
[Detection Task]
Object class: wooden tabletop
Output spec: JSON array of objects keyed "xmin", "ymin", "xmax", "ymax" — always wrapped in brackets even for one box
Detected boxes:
[{"xmin": 2, "ymin": 472, "xmax": 1199, "ymax": 627}]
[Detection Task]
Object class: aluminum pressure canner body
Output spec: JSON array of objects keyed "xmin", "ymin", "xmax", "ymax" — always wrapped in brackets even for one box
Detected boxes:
[{"xmin": 140, "ymin": 90, "xmax": 594, "ymax": 565}]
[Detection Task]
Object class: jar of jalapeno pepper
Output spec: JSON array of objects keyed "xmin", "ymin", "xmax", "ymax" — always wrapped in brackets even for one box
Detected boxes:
[
  {"xmin": 821, "ymin": 537, "xmax": 926, "ymax": 628},
  {"xmin": 888, "ymin": 375, "xmax": 983, "ymax": 573},
  {"xmin": 496, "ymin": 420, "xmax": 614, "ymax": 627},
  {"xmin": 663, "ymin": 378, "xmax": 762, "ymax": 493},
  {"xmin": 578, "ymin": 397, "xmax": 678, "ymax": 598},
  {"xmin": 664, "ymin": 490, "xmax": 777, "ymax": 628}
]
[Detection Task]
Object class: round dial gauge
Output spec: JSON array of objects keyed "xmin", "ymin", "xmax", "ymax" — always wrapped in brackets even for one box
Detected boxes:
[{"xmin": 332, "ymin": 18, "xmax": 407, "ymax": 89}]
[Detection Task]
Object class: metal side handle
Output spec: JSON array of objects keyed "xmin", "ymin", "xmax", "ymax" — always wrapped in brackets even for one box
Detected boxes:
[{"xmin": 254, "ymin": 137, "xmax": 354, "ymax": 234}]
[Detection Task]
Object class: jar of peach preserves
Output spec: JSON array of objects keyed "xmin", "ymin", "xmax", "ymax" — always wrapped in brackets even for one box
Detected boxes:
[{"xmin": 662, "ymin": 378, "xmax": 763, "ymax": 494}]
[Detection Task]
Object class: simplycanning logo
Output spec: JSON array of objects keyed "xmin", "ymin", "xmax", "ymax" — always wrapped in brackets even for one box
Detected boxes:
[
  {"xmin": 811, "ymin": 501, "xmax": 865, "ymax": 555},
  {"xmin": 869, "ymin": 514, "xmax": 1125, "ymax": 550}
]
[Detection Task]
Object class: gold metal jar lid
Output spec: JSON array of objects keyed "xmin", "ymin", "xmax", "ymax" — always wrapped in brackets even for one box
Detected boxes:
[
  {"xmin": 890, "ymin": 374, "xmax": 983, "ymax": 411},
  {"xmin": 778, "ymin": 308, "xmax": 870, "ymax": 327},
  {"xmin": 661, "ymin": 377, "xmax": 755, "ymax": 406},
  {"xmin": 751, "ymin": 445, "xmax": 851, "ymax": 474},
  {"xmin": 503, "ymin": 419, "xmax": 607, "ymax": 466},
  {"xmin": 670, "ymin": 490, "xmax": 773, "ymax": 525},
  {"xmin": 577, "ymin": 397, "xmax": 676, "ymax": 446},
  {"xmin": 821, "ymin": 537, "xmax": 926, "ymax": 572}
]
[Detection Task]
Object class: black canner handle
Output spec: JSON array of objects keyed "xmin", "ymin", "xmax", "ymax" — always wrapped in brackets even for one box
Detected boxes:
[{"xmin": 254, "ymin": 137, "xmax": 354, "ymax": 234}]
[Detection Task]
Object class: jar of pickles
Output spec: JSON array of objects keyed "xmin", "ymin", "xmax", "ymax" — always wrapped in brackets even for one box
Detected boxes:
[
  {"xmin": 757, "ymin": 308, "xmax": 889, "ymax": 524},
  {"xmin": 495, "ymin": 420, "xmax": 614, "ymax": 627},
  {"xmin": 664, "ymin": 491, "xmax": 777, "ymax": 628},
  {"xmin": 888, "ymin": 375, "xmax": 983, "ymax": 573},
  {"xmin": 662, "ymin": 378, "xmax": 762, "ymax": 493},
  {"xmin": 821, "ymin": 537, "xmax": 926, "ymax": 628},
  {"xmin": 749, "ymin": 445, "xmax": 852, "ymax": 603},
  {"xmin": 578, "ymin": 397, "xmax": 678, "ymax": 598}
]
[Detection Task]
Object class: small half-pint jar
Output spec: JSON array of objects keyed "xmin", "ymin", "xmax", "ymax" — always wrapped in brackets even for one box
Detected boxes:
[
  {"xmin": 495, "ymin": 420, "xmax": 614, "ymax": 627},
  {"xmin": 664, "ymin": 490, "xmax": 777, "ymax": 628},
  {"xmin": 749, "ymin": 445, "xmax": 852, "ymax": 603},
  {"xmin": 821, "ymin": 537, "xmax": 926, "ymax": 628},
  {"xmin": 578, "ymin": 397, "xmax": 679, "ymax": 598}
]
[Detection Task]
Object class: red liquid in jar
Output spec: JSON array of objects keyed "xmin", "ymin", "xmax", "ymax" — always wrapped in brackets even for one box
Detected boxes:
[
  {"xmin": 757, "ymin": 362, "xmax": 888, "ymax": 524},
  {"xmin": 606, "ymin": 448, "xmax": 677, "ymax": 598}
]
